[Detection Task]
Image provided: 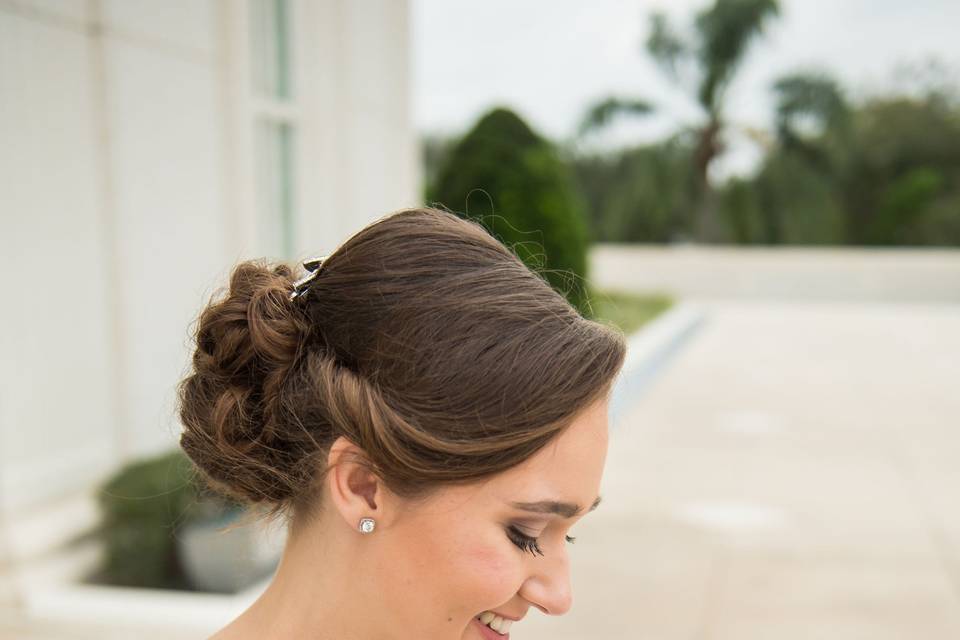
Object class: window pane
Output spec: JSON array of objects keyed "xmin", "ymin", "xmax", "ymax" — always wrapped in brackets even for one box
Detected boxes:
[
  {"xmin": 249, "ymin": 0, "xmax": 293, "ymax": 99},
  {"xmin": 254, "ymin": 120, "xmax": 296, "ymax": 258}
]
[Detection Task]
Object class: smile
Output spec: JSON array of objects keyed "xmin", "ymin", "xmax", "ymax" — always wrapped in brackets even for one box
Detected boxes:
[{"xmin": 471, "ymin": 617, "xmax": 510, "ymax": 640}]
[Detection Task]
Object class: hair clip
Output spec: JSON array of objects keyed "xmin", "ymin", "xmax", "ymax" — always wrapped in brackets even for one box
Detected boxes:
[{"xmin": 290, "ymin": 255, "xmax": 329, "ymax": 301}]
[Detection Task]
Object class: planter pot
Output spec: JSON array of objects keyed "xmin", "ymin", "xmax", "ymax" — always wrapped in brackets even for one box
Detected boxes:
[{"xmin": 176, "ymin": 511, "xmax": 285, "ymax": 594}]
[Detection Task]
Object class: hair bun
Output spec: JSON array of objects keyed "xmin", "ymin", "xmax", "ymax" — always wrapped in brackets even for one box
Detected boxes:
[{"xmin": 179, "ymin": 260, "xmax": 311, "ymax": 504}]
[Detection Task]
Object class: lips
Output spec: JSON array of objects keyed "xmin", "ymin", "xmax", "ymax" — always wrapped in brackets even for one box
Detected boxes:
[{"xmin": 472, "ymin": 615, "xmax": 510, "ymax": 640}]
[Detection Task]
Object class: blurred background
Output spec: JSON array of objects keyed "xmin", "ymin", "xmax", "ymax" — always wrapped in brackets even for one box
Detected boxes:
[{"xmin": 1, "ymin": 0, "xmax": 959, "ymax": 638}]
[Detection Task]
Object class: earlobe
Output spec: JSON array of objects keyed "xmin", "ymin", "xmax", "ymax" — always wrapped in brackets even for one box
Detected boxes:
[{"xmin": 326, "ymin": 436, "xmax": 383, "ymax": 531}]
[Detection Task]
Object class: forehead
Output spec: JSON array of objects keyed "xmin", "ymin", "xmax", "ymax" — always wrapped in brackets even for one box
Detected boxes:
[{"xmin": 489, "ymin": 396, "xmax": 610, "ymax": 502}]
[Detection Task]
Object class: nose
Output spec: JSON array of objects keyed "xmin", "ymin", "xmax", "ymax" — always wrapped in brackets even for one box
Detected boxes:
[{"xmin": 518, "ymin": 548, "xmax": 574, "ymax": 616}]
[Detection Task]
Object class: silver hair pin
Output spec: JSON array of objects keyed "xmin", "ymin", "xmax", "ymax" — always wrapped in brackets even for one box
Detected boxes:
[{"xmin": 290, "ymin": 255, "xmax": 329, "ymax": 301}]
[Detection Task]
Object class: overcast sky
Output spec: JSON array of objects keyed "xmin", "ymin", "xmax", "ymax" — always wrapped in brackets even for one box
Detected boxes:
[{"xmin": 412, "ymin": 0, "xmax": 960, "ymax": 178}]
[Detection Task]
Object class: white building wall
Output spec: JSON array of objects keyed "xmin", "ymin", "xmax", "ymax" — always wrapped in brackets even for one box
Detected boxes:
[
  {"xmin": 280, "ymin": 0, "xmax": 422, "ymax": 255},
  {"xmin": 0, "ymin": 0, "xmax": 120, "ymax": 516},
  {"xmin": 0, "ymin": 0, "xmax": 418, "ymax": 567},
  {"xmin": 337, "ymin": 0, "xmax": 420, "ymax": 233},
  {"xmin": 102, "ymin": 0, "xmax": 230, "ymax": 461}
]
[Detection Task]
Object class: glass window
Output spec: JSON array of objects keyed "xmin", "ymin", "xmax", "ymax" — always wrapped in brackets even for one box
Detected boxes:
[
  {"xmin": 249, "ymin": 0, "xmax": 294, "ymax": 100},
  {"xmin": 249, "ymin": 0, "xmax": 297, "ymax": 258},
  {"xmin": 254, "ymin": 120, "xmax": 296, "ymax": 259}
]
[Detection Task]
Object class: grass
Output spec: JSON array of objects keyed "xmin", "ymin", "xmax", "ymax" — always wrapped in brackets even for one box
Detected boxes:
[{"xmin": 587, "ymin": 288, "xmax": 673, "ymax": 335}]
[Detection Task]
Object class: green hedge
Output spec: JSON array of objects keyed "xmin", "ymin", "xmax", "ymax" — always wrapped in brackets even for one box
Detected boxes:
[
  {"xmin": 94, "ymin": 450, "xmax": 236, "ymax": 589},
  {"xmin": 428, "ymin": 107, "xmax": 594, "ymax": 316}
]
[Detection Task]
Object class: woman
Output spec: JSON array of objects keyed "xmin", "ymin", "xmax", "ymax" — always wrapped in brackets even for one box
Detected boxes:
[{"xmin": 177, "ymin": 207, "xmax": 626, "ymax": 639}]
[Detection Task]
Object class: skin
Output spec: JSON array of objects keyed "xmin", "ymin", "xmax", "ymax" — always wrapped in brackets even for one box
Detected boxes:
[{"xmin": 211, "ymin": 395, "xmax": 610, "ymax": 639}]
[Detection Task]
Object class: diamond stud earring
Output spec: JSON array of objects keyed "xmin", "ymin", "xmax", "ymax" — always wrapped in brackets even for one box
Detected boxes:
[{"xmin": 358, "ymin": 517, "xmax": 376, "ymax": 534}]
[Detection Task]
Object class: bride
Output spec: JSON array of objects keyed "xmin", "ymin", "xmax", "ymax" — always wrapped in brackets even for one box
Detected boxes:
[{"xmin": 177, "ymin": 207, "xmax": 626, "ymax": 639}]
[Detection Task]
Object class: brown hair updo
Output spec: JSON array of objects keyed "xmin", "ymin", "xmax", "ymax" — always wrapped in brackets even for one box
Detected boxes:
[{"xmin": 177, "ymin": 207, "xmax": 626, "ymax": 520}]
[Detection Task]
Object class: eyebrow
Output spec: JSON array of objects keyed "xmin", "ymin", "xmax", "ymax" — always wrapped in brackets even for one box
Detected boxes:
[{"xmin": 509, "ymin": 495, "xmax": 602, "ymax": 519}]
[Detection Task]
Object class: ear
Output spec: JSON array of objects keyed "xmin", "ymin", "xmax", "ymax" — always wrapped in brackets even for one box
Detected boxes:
[{"xmin": 325, "ymin": 435, "xmax": 385, "ymax": 532}]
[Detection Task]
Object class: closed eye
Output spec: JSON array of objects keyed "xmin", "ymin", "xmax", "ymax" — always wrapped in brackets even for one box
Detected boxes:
[{"xmin": 507, "ymin": 526, "xmax": 577, "ymax": 556}]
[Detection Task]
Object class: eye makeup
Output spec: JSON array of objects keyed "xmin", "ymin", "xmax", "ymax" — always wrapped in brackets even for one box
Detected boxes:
[{"xmin": 506, "ymin": 525, "xmax": 577, "ymax": 556}]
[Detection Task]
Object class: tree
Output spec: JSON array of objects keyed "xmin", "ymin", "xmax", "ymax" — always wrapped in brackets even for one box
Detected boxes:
[
  {"xmin": 579, "ymin": 0, "xmax": 781, "ymax": 242},
  {"xmin": 428, "ymin": 108, "xmax": 594, "ymax": 316},
  {"xmin": 732, "ymin": 70, "xmax": 960, "ymax": 246},
  {"xmin": 573, "ymin": 134, "xmax": 698, "ymax": 243},
  {"xmin": 771, "ymin": 71, "xmax": 850, "ymax": 170},
  {"xmin": 840, "ymin": 95, "xmax": 960, "ymax": 245}
]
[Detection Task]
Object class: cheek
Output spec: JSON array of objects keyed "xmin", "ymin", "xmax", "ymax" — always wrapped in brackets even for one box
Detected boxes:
[
  {"xmin": 392, "ymin": 518, "xmax": 524, "ymax": 611},
  {"xmin": 459, "ymin": 539, "xmax": 523, "ymax": 600},
  {"xmin": 441, "ymin": 539, "xmax": 526, "ymax": 625}
]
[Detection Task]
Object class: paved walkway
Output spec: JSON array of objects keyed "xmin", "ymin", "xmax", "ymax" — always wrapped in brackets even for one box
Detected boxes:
[{"xmin": 522, "ymin": 299, "xmax": 960, "ymax": 639}]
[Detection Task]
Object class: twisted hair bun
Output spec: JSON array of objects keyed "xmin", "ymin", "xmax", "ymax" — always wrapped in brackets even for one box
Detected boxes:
[
  {"xmin": 179, "ymin": 261, "xmax": 312, "ymax": 504},
  {"xmin": 177, "ymin": 208, "xmax": 626, "ymax": 518}
]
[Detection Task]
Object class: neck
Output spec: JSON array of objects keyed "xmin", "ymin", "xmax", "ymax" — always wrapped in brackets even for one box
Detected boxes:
[{"xmin": 213, "ymin": 511, "xmax": 386, "ymax": 640}]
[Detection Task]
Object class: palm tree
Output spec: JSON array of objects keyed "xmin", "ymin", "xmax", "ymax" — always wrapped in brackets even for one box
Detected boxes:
[
  {"xmin": 579, "ymin": 0, "xmax": 781, "ymax": 242},
  {"xmin": 771, "ymin": 71, "xmax": 849, "ymax": 170}
]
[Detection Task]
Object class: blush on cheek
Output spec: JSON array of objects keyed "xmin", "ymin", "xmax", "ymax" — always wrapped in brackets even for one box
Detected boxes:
[{"xmin": 460, "ymin": 542, "xmax": 522, "ymax": 602}]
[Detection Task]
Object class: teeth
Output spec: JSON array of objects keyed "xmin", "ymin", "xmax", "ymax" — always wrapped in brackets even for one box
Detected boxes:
[{"xmin": 477, "ymin": 611, "xmax": 513, "ymax": 635}]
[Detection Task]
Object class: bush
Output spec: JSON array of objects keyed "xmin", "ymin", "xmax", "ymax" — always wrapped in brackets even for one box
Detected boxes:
[
  {"xmin": 94, "ymin": 449, "xmax": 238, "ymax": 589},
  {"xmin": 428, "ymin": 107, "xmax": 593, "ymax": 316}
]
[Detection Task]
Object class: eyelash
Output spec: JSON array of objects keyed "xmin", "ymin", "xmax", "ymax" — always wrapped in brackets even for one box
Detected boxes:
[{"xmin": 507, "ymin": 526, "xmax": 577, "ymax": 556}]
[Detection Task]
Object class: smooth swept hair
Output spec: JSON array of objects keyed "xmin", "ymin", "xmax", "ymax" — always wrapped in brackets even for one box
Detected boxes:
[{"xmin": 177, "ymin": 207, "xmax": 626, "ymax": 519}]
